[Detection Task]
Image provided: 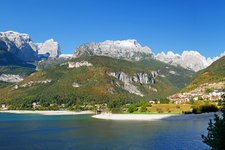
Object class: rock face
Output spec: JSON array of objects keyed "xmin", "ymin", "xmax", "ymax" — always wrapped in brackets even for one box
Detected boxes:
[
  {"xmin": 123, "ymin": 82, "xmax": 143, "ymax": 97},
  {"xmin": 154, "ymin": 51, "xmax": 224, "ymax": 72},
  {"xmin": 108, "ymin": 71, "xmax": 158, "ymax": 96},
  {"xmin": 0, "ymin": 74, "xmax": 23, "ymax": 83},
  {"xmin": 34, "ymin": 39, "xmax": 61, "ymax": 58},
  {"xmin": 18, "ymin": 79, "xmax": 52, "ymax": 88},
  {"xmin": 109, "ymin": 71, "xmax": 158, "ymax": 85},
  {"xmin": 0, "ymin": 40, "xmax": 8, "ymax": 50},
  {"xmin": 72, "ymin": 82, "xmax": 80, "ymax": 88},
  {"xmin": 0, "ymin": 31, "xmax": 37, "ymax": 61},
  {"xmin": 0, "ymin": 39, "xmax": 25, "ymax": 65},
  {"xmin": 68, "ymin": 61, "xmax": 93, "ymax": 68},
  {"xmin": 169, "ymin": 70, "xmax": 177, "ymax": 75},
  {"xmin": 74, "ymin": 39, "xmax": 152, "ymax": 61}
]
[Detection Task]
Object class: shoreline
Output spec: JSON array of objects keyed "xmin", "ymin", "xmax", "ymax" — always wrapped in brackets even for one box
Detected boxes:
[
  {"xmin": 0, "ymin": 110, "xmax": 218, "ymax": 119},
  {"xmin": 92, "ymin": 113, "xmax": 178, "ymax": 121},
  {"xmin": 92, "ymin": 112, "xmax": 217, "ymax": 121},
  {"xmin": 0, "ymin": 110, "xmax": 95, "ymax": 115}
]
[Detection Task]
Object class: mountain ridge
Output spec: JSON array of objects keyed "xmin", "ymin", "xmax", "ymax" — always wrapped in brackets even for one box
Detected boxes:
[
  {"xmin": 71, "ymin": 40, "xmax": 224, "ymax": 72},
  {"xmin": 1, "ymin": 30, "xmax": 224, "ymax": 72},
  {"xmin": 74, "ymin": 39, "xmax": 152, "ymax": 61},
  {"xmin": 155, "ymin": 50, "xmax": 225, "ymax": 72}
]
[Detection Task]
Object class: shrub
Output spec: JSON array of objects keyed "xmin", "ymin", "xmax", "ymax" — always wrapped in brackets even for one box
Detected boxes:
[
  {"xmin": 156, "ymin": 108, "xmax": 163, "ymax": 113},
  {"xmin": 139, "ymin": 106, "xmax": 147, "ymax": 112},
  {"xmin": 111, "ymin": 108, "xmax": 123, "ymax": 114},
  {"xmin": 189, "ymin": 99, "xmax": 195, "ymax": 104},
  {"xmin": 202, "ymin": 105, "xmax": 218, "ymax": 112},
  {"xmin": 204, "ymin": 88, "xmax": 213, "ymax": 94},
  {"xmin": 167, "ymin": 108, "xmax": 171, "ymax": 113},
  {"xmin": 192, "ymin": 104, "xmax": 218, "ymax": 114},
  {"xmin": 176, "ymin": 105, "xmax": 180, "ymax": 109},
  {"xmin": 159, "ymin": 98, "xmax": 170, "ymax": 104},
  {"xmin": 193, "ymin": 100, "xmax": 205, "ymax": 105}
]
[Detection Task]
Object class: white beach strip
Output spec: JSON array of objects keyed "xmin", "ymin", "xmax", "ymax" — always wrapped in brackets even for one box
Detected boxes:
[
  {"xmin": 0, "ymin": 110, "xmax": 95, "ymax": 115},
  {"xmin": 92, "ymin": 113, "xmax": 177, "ymax": 121}
]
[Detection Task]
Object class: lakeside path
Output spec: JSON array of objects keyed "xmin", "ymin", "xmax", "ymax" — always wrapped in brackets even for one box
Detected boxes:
[
  {"xmin": 0, "ymin": 110, "xmax": 95, "ymax": 115},
  {"xmin": 92, "ymin": 113, "xmax": 178, "ymax": 121}
]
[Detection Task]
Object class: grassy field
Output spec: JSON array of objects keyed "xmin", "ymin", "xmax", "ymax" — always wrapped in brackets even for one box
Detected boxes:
[
  {"xmin": 126, "ymin": 100, "xmax": 220, "ymax": 114},
  {"xmin": 126, "ymin": 104, "xmax": 192, "ymax": 114},
  {"xmin": 148, "ymin": 104, "xmax": 191, "ymax": 114}
]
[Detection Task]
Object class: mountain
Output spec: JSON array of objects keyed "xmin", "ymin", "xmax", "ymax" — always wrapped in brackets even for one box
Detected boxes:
[
  {"xmin": 74, "ymin": 40, "xmax": 224, "ymax": 72},
  {"xmin": 155, "ymin": 51, "xmax": 215, "ymax": 72},
  {"xmin": 74, "ymin": 39, "xmax": 152, "ymax": 61},
  {"xmin": 183, "ymin": 56, "xmax": 225, "ymax": 92},
  {"xmin": 0, "ymin": 37, "xmax": 36, "ymax": 67},
  {"xmin": 0, "ymin": 35, "xmax": 36, "ymax": 87},
  {"xmin": 0, "ymin": 31, "xmax": 61, "ymax": 88},
  {"xmin": 0, "ymin": 55, "xmax": 194, "ymax": 109},
  {"xmin": 34, "ymin": 39, "xmax": 61, "ymax": 58},
  {"xmin": 0, "ymin": 31, "xmax": 37, "ymax": 62},
  {"xmin": 0, "ymin": 31, "xmax": 61, "ymax": 64}
]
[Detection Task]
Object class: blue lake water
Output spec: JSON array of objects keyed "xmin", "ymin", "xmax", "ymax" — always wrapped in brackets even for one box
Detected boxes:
[{"xmin": 0, "ymin": 113, "xmax": 212, "ymax": 150}]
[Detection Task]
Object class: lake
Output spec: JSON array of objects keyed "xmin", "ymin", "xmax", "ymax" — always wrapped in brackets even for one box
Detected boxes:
[{"xmin": 0, "ymin": 113, "xmax": 212, "ymax": 150}]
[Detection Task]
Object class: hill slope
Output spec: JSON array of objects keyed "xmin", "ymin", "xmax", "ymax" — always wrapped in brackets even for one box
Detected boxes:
[
  {"xmin": 0, "ymin": 56, "xmax": 194, "ymax": 109},
  {"xmin": 0, "ymin": 66, "xmax": 35, "ymax": 88},
  {"xmin": 183, "ymin": 56, "xmax": 225, "ymax": 92}
]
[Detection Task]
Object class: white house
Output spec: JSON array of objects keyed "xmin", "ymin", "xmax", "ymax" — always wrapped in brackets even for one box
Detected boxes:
[
  {"xmin": 32, "ymin": 102, "xmax": 41, "ymax": 108},
  {"xmin": 1, "ymin": 104, "xmax": 8, "ymax": 110}
]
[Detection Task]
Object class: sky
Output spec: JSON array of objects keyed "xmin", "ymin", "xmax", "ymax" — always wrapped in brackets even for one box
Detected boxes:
[{"xmin": 0, "ymin": 0, "xmax": 225, "ymax": 57}]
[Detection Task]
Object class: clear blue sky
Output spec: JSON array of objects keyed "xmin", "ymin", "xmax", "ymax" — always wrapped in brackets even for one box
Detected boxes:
[{"xmin": 0, "ymin": 0, "xmax": 225, "ymax": 57}]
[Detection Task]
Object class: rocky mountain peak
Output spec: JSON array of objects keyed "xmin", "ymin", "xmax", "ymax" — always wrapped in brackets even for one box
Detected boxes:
[
  {"xmin": 155, "ymin": 50, "xmax": 214, "ymax": 72},
  {"xmin": 0, "ymin": 31, "xmax": 37, "ymax": 61},
  {"xmin": 34, "ymin": 39, "xmax": 61, "ymax": 58},
  {"xmin": 0, "ymin": 31, "xmax": 61, "ymax": 63},
  {"xmin": 74, "ymin": 39, "xmax": 152, "ymax": 61},
  {"xmin": 0, "ymin": 31, "xmax": 31, "ymax": 44}
]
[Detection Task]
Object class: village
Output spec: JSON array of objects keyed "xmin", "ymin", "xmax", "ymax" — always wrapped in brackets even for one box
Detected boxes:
[{"xmin": 169, "ymin": 82, "xmax": 225, "ymax": 104}]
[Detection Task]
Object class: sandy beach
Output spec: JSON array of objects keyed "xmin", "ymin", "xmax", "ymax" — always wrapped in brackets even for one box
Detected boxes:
[
  {"xmin": 0, "ymin": 110, "xmax": 95, "ymax": 115},
  {"xmin": 92, "ymin": 112, "xmax": 217, "ymax": 121},
  {"xmin": 92, "ymin": 113, "xmax": 178, "ymax": 120}
]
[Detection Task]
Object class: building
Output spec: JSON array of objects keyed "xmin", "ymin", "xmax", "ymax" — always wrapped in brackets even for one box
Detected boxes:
[
  {"xmin": 32, "ymin": 102, "xmax": 41, "ymax": 109},
  {"xmin": 1, "ymin": 104, "xmax": 8, "ymax": 110},
  {"xmin": 209, "ymin": 89, "xmax": 225, "ymax": 100}
]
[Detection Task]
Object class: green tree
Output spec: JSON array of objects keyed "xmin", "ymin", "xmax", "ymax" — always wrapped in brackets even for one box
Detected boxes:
[
  {"xmin": 139, "ymin": 105, "xmax": 147, "ymax": 112},
  {"xmin": 159, "ymin": 98, "xmax": 170, "ymax": 104},
  {"xmin": 202, "ymin": 110, "xmax": 225, "ymax": 150},
  {"xmin": 128, "ymin": 105, "xmax": 138, "ymax": 113},
  {"xmin": 221, "ymin": 94, "xmax": 225, "ymax": 109},
  {"xmin": 205, "ymin": 88, "xmax": 213, "ymax": 94},
  {"xmin": 189, "ymin": 98, "xmax": 195, "ymax": 104}
]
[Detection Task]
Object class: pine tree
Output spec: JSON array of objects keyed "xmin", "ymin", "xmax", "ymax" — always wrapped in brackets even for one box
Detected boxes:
[{"xmin": 202, "ymin": 110, "xmax": 225, "ymax": 150}]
